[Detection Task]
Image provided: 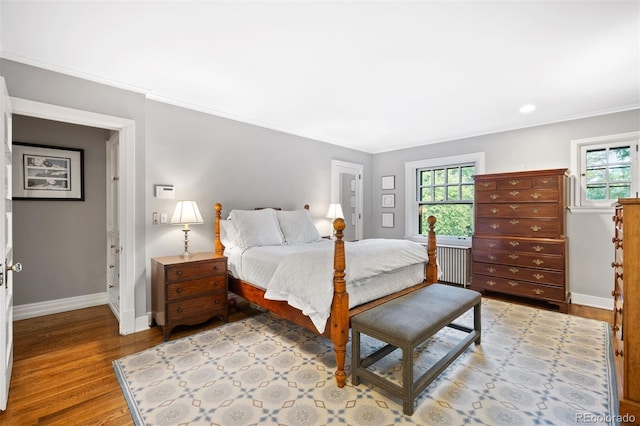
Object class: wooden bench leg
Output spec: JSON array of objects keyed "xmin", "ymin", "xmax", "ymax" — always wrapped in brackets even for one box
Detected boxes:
[
  {"xmin": 352, "ymin": 329, "xmax": 361, "ymax": 386},
  {"xmin": 402, "ymin": 344, "xmax": 414, "ymax": 415},
  {"xmin": 474, "ymin": 302, "xmax": 482, "ymax": 345}
]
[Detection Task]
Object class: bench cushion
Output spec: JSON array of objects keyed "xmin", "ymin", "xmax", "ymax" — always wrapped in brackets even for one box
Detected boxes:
[{"xmin": 351, "ymin": 284, "xmax": 481, "ymax": 345}]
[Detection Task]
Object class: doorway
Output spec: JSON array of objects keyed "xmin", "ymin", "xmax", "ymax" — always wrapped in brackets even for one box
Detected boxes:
[
  {"xmin": 10, "ymin": 97, "xmax": 136, "ymax": 335},
  {"xmin": 331, "ymin": 159, "xmax": 364, "ymax": 241}
]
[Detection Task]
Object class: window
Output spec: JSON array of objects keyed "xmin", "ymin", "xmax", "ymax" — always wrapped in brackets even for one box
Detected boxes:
[
  {"xmin": 418, "ymin": 164, "xmax": 475, "ymax": 238},
  {"xmin": 405, "ymin": 152, "xmax": 485, "ymax": 245},
  {"xmin": 571, "ymin": 132, "xmax": 639, "ymax": 210}
]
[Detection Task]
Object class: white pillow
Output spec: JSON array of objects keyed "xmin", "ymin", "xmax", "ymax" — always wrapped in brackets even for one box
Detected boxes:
[
  {"xmin": 228, "ymin": 208, "xmax": 284, "ymax": 248},
  {"xmin": 219, "ymin": 219, "xmax": 240, "ymax": 248},
  {"xmin": 277, "ymin": 209, "xmax": 321, "ymax": 245}
]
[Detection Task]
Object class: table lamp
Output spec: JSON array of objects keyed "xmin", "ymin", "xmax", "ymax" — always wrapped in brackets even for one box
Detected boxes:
[{"xmin": 170, "ymin": 200, "xmax": 204, "ymax": 257}]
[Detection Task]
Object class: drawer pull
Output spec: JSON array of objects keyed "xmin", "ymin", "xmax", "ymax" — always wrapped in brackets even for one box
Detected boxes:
[
  {"xmin": 509, "ymin": 205, "xmax": 519, "ymax": 210},
  {"xmin": 530, "ymin": 225, "xmax": 542, "ymax": 232},
  {"xmin": 176, "ymin": 287, "xmax": 183, "ymax": 293},
  {"xmin": 509, "ymin": 254, "xmax": 519, "ymax": 260},
  {"xmin": 509, "ymin": 241, "xmax": 520, "ymax": 247},
  {"xmin": 615, "ymin": 350, "xmax": 624, "ymax": 357},
  {"xmin": 509, "ymin": 220, "xmax": 520, "ymax": 225},
  {"xmin": 508, "ymin": 281, "xmax": 518, "ymax": 287},
  {"xmin": 532, "ymin": 208, "xmax": 540, "ymax": 214},
  {"xmin": 533, "ymin": 273, "xmax": 544, "ymax": 280},
  {"xmin": 481, "ymin": 182, "xmax": 491, "ymax": 188},
  {"xmin": 490, "ymin": 223, "xmax": 500, "ymax": 229},
  {"xmin": 177, "ymin": 307, "xmax": 183, "ymax": 313},
  {"xmin": 541, "ymin": 178, "xmax": 550, "ymax": 184},
  {"xmin": 509, "ymin": 180, "xmax": 519, "ymax": 186},
  {"xmin": 509, "ymin": 190, "xmax": 520, "ymax": 196},
  {"xmin": 532, "ymin": 245, "xmax": 544, "ymax": 252},
  {"xmin": 509, "ymin": 267, "xmax": 519, "ymax": 274},
  {"xmin": 532, "ymin": 288, "xmax": 544, "ymax": 295},
  {"xmin": 176, "ymin": 271, "xmax": 182, "ymax": 276},
  {"xmin": 531, "ymin": 193, "xmax": 541, "ymax": 199},
  {"xmin": 488, "ymin": 242, "xmax": 496, "ymax": 248},
  {"xmin": 490, "ymin": 208, "xmax": 500, "ymax": 214},
  {"xmin": 486, "ymin": 267, "xmax": 496, "ymax": 273},
  {"xmin": 215, "ymin": 300, "xmax": 221, "ymax": 305},
  {"xmin": 490, "ymin": 194, "xmax": 500, "ymax": 200},
  {"xmin": 488, "ymin": 254, "xmax": 497, "ymax": 260},
  {"xmin": 532, "ymin": 259, "xmax": 544, "ymax": 266},
  {"xmin": 487, "ymin": 280, "xmax": 496, "ymax": 286}
]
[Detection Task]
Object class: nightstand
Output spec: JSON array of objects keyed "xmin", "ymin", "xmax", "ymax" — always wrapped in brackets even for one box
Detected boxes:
[{"xmin": 151, "ymin": 252, "xmax": 228, "ymax": 340}]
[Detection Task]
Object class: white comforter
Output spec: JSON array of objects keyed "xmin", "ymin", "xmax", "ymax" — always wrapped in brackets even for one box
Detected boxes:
[{"xmin": 263, "ymin": 239, "xmax": 427, "ymax": 333}]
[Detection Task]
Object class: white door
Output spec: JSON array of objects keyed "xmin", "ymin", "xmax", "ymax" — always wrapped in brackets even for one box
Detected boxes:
[
  {"xmin": 0, "ymin": 77, "xmax": 20, "ymax": 411},
  {"xmin": 331, "ymin": 160, "xmax": 364, "ymax": 240},
  {"xmin": 106, "ymin": 133, "xmax": 120, "ymax": 318}
]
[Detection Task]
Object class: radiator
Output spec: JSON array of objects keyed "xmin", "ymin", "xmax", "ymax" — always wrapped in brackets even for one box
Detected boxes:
[{"xmin": 436, "ymin": 245, "xmax": 472, "ymax": 287}]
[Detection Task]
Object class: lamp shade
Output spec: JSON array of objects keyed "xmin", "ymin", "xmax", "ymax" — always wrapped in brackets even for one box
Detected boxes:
[
  {"xmin": 326, "ymin": 203, "xmax": 344, "ymax": 219},
  {"xmin": 171, "ymin": 200, "xmax": 204, "ymax": 225}
]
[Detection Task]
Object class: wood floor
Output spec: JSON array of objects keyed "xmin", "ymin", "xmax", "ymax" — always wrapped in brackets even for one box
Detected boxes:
[{"xmin": 0, "ymin": 296, "xmax": 612, "ymax": 425}]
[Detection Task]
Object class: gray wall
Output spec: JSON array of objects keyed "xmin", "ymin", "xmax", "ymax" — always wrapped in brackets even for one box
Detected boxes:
[
  {"xmin": 145, "ymin": 100, "xmax": 372, "ymax": 264},
  {"xmin": 12, "ymin": 115, "xmax": 109, "ymax": 304},
  {"xmin": 371, "ymin": 109, "xmax": 640, "ymax": 304}
]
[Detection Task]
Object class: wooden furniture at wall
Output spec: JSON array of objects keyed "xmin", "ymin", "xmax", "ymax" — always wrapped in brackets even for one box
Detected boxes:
[
  {"xmin": 151, "ymin": 252, "xmax": 228, "ymax": 340},
  {"xmin": 472, "ymin": 168, "xmax": 570, "ymax": 312},
  {"xmin": 612, "ymin": 198, "xmax": 640, "ymax": 421}
]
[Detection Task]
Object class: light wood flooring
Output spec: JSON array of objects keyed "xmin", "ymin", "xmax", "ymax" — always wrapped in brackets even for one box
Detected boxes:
[{"xmin": 0, "ymin": 295, "xmax": 612, "ymax": 425}]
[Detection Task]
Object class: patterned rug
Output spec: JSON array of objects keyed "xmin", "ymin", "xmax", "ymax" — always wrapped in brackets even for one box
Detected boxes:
[{"xmin": 113, "ymin": 298, "xmax": 618, "ymax": 425}]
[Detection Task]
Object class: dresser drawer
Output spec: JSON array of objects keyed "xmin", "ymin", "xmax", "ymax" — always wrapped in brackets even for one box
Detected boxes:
[
  {"xmin": 475, "ymin": 188, "xmax": 559, "ymax": 203},
  {"xmin": 473, "ymin": 236, "xmax": 565, "ymax": 255},
  {"xmin": 475, "ymin": 217, "xmax": 561, "ymax": 238},
  {"xmin": 473, "ymin": 249, "xmax": 565, "ymax": 271},
  {"xmin": 471, "ymin": 274, "xmax": 566, "ymax": 302},
  {"xmin": 167, "ymin": 275, "xmax": 226, "ymax": 299},
  {"xmin": 165, "ymin": 260, "xmax": 227, "ymax": 282},
  {"xmin": 167, "ymin": 293, "xmax": 227, "ymax": 323},
  {"xmin": 473, "ymin": 261, "xmax": 565, "ymax": 286},
  {"xmin": 476, "ymin": 203, "xmax": 559, "ymax": 219}
]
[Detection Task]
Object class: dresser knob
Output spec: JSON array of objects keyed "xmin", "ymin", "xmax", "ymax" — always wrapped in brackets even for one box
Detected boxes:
[
  {"xmin": 177, "ymin": 307, "xmax": 183, "ymax": 313},
  {"xmin": 215, "ymin": 300, "xmax": 220, "ymax": 305},
  {"xmin": 176, "ymin": 287, "xmax": 183, "ymax": 293},
  {"xmin": 176, "ymin": 271, "xmax": 182, "ymax": 276}
]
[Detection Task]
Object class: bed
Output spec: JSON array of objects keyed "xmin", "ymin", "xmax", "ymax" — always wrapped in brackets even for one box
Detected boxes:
[{"xmin": 213, "ymin": 203, "xmax": 438, "ymax": 387}]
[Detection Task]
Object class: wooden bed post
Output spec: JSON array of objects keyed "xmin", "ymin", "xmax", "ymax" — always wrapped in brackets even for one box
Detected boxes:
[
  {"xmin": 214, "ymin": 203, "xmax": 224, "ymax": 256},
  {"xmin": 330, "ymin": 217, "xmax": 349, "ymax": 388},
  {"xmin": 426, "ymin": 215, "xmax": 438, "ymax": 284}
]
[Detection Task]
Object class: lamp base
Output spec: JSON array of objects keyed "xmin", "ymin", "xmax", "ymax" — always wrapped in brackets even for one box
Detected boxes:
[{"xmin": 180, "ymin": 228, "xmax": 192, "ymax": 258}]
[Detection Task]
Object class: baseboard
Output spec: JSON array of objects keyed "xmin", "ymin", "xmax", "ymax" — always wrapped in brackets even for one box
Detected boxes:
[
  {"xmin": 14, "ymin": 292, "xmax": 109, "ymax": 321},
  {"xmin": 571, "ymin": 293, "xmax": 613, "ymax": 311}
]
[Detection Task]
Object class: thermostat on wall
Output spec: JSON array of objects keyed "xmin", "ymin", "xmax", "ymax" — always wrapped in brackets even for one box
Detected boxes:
[{"xmin": 155, "ymin": 185, "xmax": 175, "ymax": 199}]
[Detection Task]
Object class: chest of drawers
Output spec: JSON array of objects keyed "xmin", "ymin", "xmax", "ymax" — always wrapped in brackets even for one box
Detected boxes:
[
  {"xmin": 472, "ymin": 169, "xmax": 569, "ymax": 312},
  {"xmin": 612, "ymin": 199, "xmax": 640, "ymax": 420},
  {"xmin": 151, "ymin": 252, "xmax": 228, "ymax": 340}
]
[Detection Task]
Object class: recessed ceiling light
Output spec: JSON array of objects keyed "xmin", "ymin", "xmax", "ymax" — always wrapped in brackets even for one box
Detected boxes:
[{"xmin": 519, "ymin": 104, "xmax": 537, "ymax": 114}]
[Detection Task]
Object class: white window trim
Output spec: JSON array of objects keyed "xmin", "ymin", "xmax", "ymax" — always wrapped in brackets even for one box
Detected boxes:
[
  {"xmin": 405, "ymin": 152, "xmax": 485, "ymax": 246},
  {"xmin": 569, "ymin": 131, "xmax": 639, "ymax": 214}
]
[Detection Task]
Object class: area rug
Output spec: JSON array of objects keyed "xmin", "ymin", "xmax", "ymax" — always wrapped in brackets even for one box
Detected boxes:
[{"xmin": 113, "ymin": 298, "xmax": 618, "ymax": 425}]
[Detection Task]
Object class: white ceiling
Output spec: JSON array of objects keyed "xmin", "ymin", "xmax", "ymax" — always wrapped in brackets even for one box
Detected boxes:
[{"xmin": 1, "ymin": 1, "xmax": 638, "ymax": 153}]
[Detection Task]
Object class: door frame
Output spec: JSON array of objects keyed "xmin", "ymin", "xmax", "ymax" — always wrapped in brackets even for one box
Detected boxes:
[{"xmin": 10, "ymin": 97, "xmax": 137, "ymax": 335}]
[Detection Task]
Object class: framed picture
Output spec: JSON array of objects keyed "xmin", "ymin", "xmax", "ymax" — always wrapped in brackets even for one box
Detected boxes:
[
  {"xmin": 382, "ymin": 194, "xmax": 395, "ymax": 208},
  {"xmin": 12, "ymin": 142, "xmax": 84, "ymax": 201},
  {"xmin": 382, "ymin": 212, "xmax": 394, "ymax": 228},
  {"xmin": 381, "ymin": 175, "xmax": 395, "ymax": 190}
]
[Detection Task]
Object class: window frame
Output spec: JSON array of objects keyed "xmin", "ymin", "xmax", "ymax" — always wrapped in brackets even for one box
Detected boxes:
[
  {"xmin": 570, "ymin": 131, "xmax": 639, "ymax": 213},
  {"xmin": 405, "ymin": 152, "xmax": 485, "ymax": 246}
]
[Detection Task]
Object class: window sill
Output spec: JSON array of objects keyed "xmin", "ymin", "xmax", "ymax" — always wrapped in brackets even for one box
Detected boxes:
[{"xmin": 567, "ymin": 206, "xmax": 615, "ymax": 214}]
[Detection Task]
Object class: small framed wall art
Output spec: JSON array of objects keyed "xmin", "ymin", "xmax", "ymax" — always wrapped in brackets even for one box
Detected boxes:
[
  {"xmin": 382, "ymin": 212, "xmax": 394, "ymax": 228},
  {"xmin": 382, "ymin": 194, "xmax": 395, "ymax": 208},
  {"xmin": 381, "ymin": 175, "xmax": 395, "ymax": 190},
  {"xmin": 12, "ymin": 142, "xmax": 85, "ymax": 201}
]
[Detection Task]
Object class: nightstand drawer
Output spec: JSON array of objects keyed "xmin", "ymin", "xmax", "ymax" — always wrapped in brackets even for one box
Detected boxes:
[
  {"xmin": 167, "ymin": 275, "xmax": 226, "ymax": 299},
  {"xmin": 165, "ymin": 260, "xmax": 226, "ymax": 282},
  {"xmin": 167, "ymin": 293, "xmax": 227, "ymax": 323}
]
